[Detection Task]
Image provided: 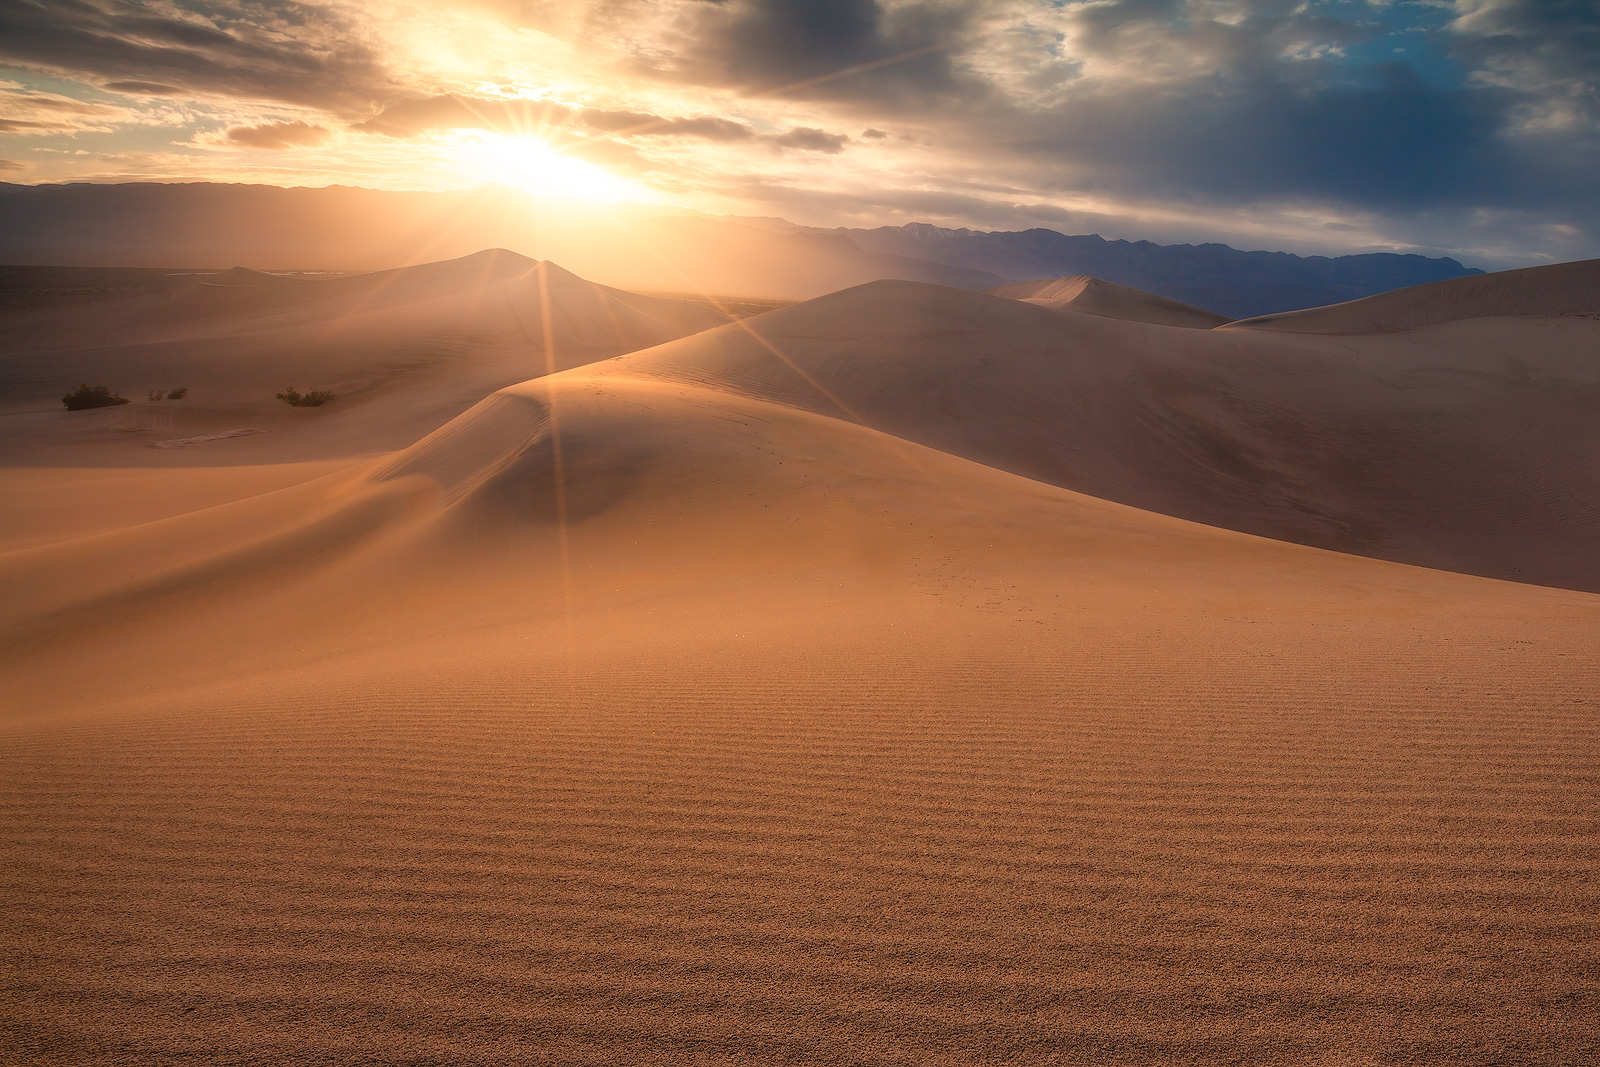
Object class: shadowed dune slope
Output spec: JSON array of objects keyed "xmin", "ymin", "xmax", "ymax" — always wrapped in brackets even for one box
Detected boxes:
[
  {"xmin": 4, "ymin": 367, "xmax": 1599, "ymax": 1065},
  {"xmin": 986, "ymin": 274, "xmax": 1230, "ymax": 328},
  {"xmin": 1226, "ymin": 257, "xmax": 1600, "ymax": 333},
  {"xmin": 600, "ymin": 279, "xmax": 1600, "ymax": 591}
]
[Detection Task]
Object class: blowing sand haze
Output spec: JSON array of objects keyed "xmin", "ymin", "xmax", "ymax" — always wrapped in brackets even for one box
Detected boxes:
[{"xmin": 4, "ymin": 2, "xmax": 1600, "ymax": 1064}]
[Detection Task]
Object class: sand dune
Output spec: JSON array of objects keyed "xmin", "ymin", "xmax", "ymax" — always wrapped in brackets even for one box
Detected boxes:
[
  {"xmin": 4, "ymin": 258, "xmax": 1599, "ymax": 1064},
  {"xmin": 1226, "ymin": 257, "xmax": 1600, "ymax": 333},
  {"xmin": 0, "ymin": 251, "xmax": 729, "ymax": 462},
  {"xmin": 986, "ymin": 274, "xmax": 1230, "ymax": 328},
  {"xmin": 601, "ymin": 279, "xmax": 1600, "ymax": 591}
]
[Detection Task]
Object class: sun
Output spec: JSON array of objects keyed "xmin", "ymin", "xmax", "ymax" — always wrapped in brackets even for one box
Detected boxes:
[{"xmin": 452, "ymin": 132, "xmax": 642, "ymax": 202}]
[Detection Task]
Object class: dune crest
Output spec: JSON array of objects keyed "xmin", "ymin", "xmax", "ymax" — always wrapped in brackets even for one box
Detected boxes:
[
  {"xmin": 601, "ymin": 276, "xmax": 1600, "ymax": 591},
  {"xmin": 1225, "ymin": 257, "xmax": 1600, "ymax": 333},
  {"xmin": 203, "ymin": 266, "xmax": 299, "ymax": 287},
  {"xmin": 986, "ymin": 274, "xmax": 1230, "ymax": 328}
]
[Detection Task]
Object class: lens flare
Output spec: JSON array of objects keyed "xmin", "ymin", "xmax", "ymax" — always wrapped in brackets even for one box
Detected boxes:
[{"xmin": 453, "ymin": 132, "xmax": 640, "ymax": 202}]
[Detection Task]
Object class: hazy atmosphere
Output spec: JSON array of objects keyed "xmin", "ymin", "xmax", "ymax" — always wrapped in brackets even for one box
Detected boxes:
[
  {"xmin": 2, "ymin": 0, "xmax": 1597, "ymax": 266},
  {"xmin": 5, "ymin": 4, "xmax": 1598, "ymax": 1066}
]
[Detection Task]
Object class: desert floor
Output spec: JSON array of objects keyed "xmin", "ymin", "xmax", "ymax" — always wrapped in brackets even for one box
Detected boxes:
[{"xmin": 3, "ymin": 260, "xmax": 1597, "ymax": 1065}]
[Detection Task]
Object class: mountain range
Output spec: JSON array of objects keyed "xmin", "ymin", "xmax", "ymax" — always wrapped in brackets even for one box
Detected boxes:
[{"xmin": 1, "ymin": 181, "xmax": 1479, "ymax": 316}]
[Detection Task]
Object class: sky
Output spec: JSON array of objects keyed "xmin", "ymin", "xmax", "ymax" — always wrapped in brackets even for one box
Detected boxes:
[{"xmin": 0, "ymin": 0, "xmax": 1595, "ymax": 267}]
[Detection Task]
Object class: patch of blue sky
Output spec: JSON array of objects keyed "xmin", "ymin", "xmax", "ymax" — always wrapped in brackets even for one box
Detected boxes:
[{"xmin": 1306, "ymin": 0, "xmax": 1467, "ymax": 89}]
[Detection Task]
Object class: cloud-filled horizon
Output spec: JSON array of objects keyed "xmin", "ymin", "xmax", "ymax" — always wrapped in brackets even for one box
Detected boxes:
[{"xmin": 0, "ymin": 0, "xmax": 1595, "ymax": 268}]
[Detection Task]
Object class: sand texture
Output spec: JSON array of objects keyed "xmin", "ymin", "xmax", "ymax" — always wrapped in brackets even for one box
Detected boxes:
[{"xmin": 3, "ymin": 256, "xmax": 1598, "ymax": 1065}]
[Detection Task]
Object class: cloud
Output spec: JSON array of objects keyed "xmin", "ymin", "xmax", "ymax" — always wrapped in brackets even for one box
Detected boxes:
[
  {"xmin": 0, "ymin": 86, "xmax": 126, "ymax": 135},
  {"xmin": 1449, "ymin": 0, "xmax": 1600, "ymax": 134},
  {"xmin": 225, "ymin": 120, "xmax": 332, "ymax": 149},
  {"xmin": 665, "ymin": 0, "xmax": 986, "ymax": 104},
  {"xmin": 354, "ymin": 93, "xmax": 761, "ymax": 145},
  {"xmin": 1452, "ymin": 0, "xmax": 1600, "ymax": 94},
  {"xmin": 773, "ymin": 126, "xmax": 849, "ymax": 153},
  {"xmin": 0, "ymin": 0, "xmax": 394, "ymax": 113},
  {"xmin": 102, "ymin": 81, "xmax": 184, "ymax": 95},
  {"xmin": 999, "ymin": 66, "xmax": 1514, "ymax": 209},
  {"xmin": 580, "ymin": 109, "xmax": 756, "ymax": 141},
  {"xmin": 0, "ymin": 158, "xmax": 28, "ymax": 171}
]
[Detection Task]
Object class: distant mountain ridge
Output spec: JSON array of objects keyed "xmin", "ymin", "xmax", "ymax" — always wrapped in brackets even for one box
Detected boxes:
[
  {"xmin": 819, "ymin": 222, "xmax": 1483, "ymax": 319},
  {"xmin": 0, "ymin": 182, "xmax": 998, "ymax": 300},
  {"xmin": 0, "ymin": 181, "xmax": 1481, "ymax": 315}
]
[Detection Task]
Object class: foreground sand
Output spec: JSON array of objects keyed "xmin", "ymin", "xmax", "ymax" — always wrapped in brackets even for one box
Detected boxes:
[{"xmin": 3, "ymin": 264, "xmax": 1598, "ymax": 1064}]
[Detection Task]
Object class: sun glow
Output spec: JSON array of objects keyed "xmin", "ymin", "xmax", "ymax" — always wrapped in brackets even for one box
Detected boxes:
[{"xmin": 453, "ymin": 133, "xmax": 642, "ymax": 202}]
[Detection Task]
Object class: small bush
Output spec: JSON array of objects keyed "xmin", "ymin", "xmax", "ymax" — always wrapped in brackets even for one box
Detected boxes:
[
  {"xmin": 277, "ymin": 387, "xmax": 334, "ymax": 407},
  {"xmin": 167, "ymin": 386, "xmax": 188, "ymax": 400},
  {"xmin": 148, "ymin": 388, "xmax": 166, "ymax": 402},
  {"xmin": 62, "ymin": 383, "xmax": 130, "ymax": 410}
]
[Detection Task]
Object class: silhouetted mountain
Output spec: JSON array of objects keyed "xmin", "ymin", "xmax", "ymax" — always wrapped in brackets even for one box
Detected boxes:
[
  {"xmin": 0, "ymin": 182, "xmax": 999, "ymax": 299},
  {"xmin": 828, "ymin": 222, "xmax": 1483, "ymax": 319},
  {"xmin": 0, "ymin": 183, "xmax": 1480, "ymax": 314}
]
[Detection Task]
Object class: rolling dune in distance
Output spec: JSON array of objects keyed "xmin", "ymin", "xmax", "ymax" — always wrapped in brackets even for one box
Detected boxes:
[
  {"xmin": 3, "ymin": 256, "xmax": 1599, "ymax": 1065},
  {"xmin": 984, "ymin": 274, "xmax": 1232, "ymax": 328},
  {"xmin": 0, "ymin": 251, "xmax": 730, "ymax": 464}
]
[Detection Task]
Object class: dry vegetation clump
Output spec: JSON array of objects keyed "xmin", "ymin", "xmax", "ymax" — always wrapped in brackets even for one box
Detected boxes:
[
  {"xmin": 277, "ymin": 387, "xmax": 335, "ymax": 407},
  {"xmin": 62, "ymin": 383, "xmax": 130, "ymax": 410},
  {"xmin": 147, "ymin": 387, "xmax": 189, "ymax": 401}
]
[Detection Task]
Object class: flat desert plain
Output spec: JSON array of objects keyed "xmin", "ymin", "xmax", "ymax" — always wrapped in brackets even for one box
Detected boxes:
[{"xmin": 3, "ymin": 257, "xmax": 1598, "ymax": 1065}]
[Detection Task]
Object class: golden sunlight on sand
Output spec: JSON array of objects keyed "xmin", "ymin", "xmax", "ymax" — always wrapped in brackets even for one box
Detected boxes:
[{"xmin": 3, "ymin": 254, "xmax": 1598, "ymax": 1064}]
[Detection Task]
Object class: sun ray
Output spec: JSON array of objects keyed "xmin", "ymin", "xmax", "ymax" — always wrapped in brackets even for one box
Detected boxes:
[
  {"xmin": 535, "ymin": 261, "xmax": 578, "ymax": 681},
  {"xmin": 589, "ymin": 208, "xmax": 949, "ymax": 484}
]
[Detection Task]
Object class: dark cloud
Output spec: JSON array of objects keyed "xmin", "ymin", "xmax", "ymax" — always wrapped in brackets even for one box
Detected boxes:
[
  {"xmin": 861, "ymin": 128, "xmax": 887, "ymax": 138},
  {"xmin": 0, "ymin": 158, "xmax": 29, "ymax": 171},
  {"xmin": 673, "ymin": 0, "xmax": 985, "ymax": 104},
  {"xmin": 0, "ymin": 0, "xmax": 393, "ymax": 113},
  {"xmin": 225, "ymin": 120, "xmax": 331, "ymax": 149},
  {"xmin": 898, "ymin": 0, "xmax": 1599, "ymax": 256},
  {"xmin": 773, "ymin": 126, "xmax": 849, "ymax": 153},
  {"xmin": 579, "ymin": 109, "xmax": 755, "ymax": 141},
  {"xmin": 1451, "ymin": 0, "xmax": 1600, "ymax": 97},
  {"xmin": 1006, "ymin": 67, "xmax": 1515, "ymax": 209}
]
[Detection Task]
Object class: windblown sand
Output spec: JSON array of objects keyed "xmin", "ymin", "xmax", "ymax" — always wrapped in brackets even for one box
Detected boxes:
[{"xmin": 3, "ymin": 259, "xmax": 1597, "ymax": 1065}]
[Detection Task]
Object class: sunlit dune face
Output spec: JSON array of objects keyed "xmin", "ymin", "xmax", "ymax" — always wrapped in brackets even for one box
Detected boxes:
[{"xmin": 452, "ymin": 132, "xmax": 641, "ymax": 202}]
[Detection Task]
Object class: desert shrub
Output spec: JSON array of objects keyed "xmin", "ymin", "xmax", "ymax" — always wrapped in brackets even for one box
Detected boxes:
[
  {"xmin": 62, "ymin": 383, "xmax": 130, "ymax": 410},
  {"xmin": 276, "ymin": 387, "xmax": 335, "ymax": 407},
  {"xmin": 148, "ymin": 388, "xmax": 166, "ymax": 402},
  {"xmin": 167, "ymin": 386, "xmax": 188, "ymax": 399}
]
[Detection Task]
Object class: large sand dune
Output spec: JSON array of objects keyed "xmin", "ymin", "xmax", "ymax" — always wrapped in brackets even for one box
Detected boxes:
[
  {"xmin": 602, "ymin": 279, "xmax": 1600, "ymax": 591},
  {"xmin": 3, "ymin": 257, "xmax": 1598, "ymax": 1065}
]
